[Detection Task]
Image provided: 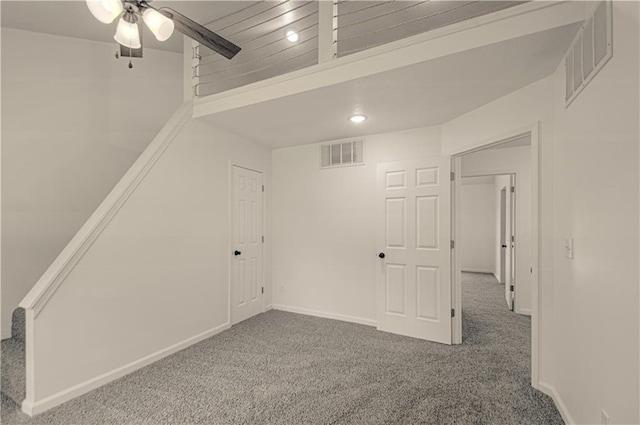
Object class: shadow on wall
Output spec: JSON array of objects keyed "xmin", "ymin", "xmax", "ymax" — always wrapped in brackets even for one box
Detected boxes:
[{"xmin": 1, "ymin": 27, "xmax": 183, "ymax": 339}]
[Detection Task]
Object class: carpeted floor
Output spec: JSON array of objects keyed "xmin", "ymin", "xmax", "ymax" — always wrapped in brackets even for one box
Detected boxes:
[{"xmin": 1, "ymin": 272, "xmax": 563, "ymax": 424}]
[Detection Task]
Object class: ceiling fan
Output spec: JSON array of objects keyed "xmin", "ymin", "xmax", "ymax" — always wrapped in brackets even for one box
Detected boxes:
[{"xmin": 86, "ymin": 0, "xmax": 241, "ymax": 67}]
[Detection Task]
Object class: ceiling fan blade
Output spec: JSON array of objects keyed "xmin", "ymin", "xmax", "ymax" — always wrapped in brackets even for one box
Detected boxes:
[{"xmin": 157, "ymin": 7, "xmax": 241, "ymax": 60}]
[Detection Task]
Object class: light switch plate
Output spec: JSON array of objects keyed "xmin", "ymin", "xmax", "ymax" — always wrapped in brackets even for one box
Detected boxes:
[{"xmin": 565, "ymin": 238, "xmax": 574, "ymax": 259}]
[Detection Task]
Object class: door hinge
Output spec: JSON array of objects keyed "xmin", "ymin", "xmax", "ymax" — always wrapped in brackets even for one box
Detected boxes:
[
  {"xmin": 261, "ymin": 287, "xmax": 264, "ymax": 294},
  {"xmin": 451, "ymin": 308, "xmax": 455, "ymax": 318},
  {"xmin": 511, "ymin": 235, "xmax": 515, "ymax": 243},
  {"xmin": 510, "ymin": 285, "xmax": 515, "ymax": 291},
  {"xmin": 262, "ymin": 185, "xmax": 265, "ymax": 192},
  {"xmin": 450, "ymin": 171, "xmax": 455, "ymax": 181},
  {"xmin": 262, "ymin": 236, "xmax": 265, "ymax": 243},
  {"xmin": 450, "ymin": 240, "xmax": 455, "ymax": 249},
  {"xmin": 511, "ymin": 186, "xmax": 515, "ymax": 193}
]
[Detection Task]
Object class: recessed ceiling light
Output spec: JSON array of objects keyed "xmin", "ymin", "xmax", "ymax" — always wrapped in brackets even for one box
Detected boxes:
[
  {"xmin": 350, "ymin": 115, "xmax": 367, "ymax": 123},
  {"xmin": 286, "ymin": 30, "xmax": 299, "ymax": 43}
]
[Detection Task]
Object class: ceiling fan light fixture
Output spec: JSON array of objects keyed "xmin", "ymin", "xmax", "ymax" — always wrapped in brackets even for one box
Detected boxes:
[
  {"xmin": 349, "ymin": 115, "xmax": 367, "ymax": 123},
  {"xmin": 86, "ymin": 0, "xmax": 123, "ymax": 24},
  {"xmin": 143, "ymin": 8, "xmax": 175, "ymax": 42},
  {"xmin": 114, "ymin": 13, "xmax": 141, "ymax": 49}
]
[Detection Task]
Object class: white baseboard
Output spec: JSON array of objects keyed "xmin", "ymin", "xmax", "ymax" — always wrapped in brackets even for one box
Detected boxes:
[
  {"xmin": 461, "ymin": 268, "xmax": 494, "ymax": 274},
  {"xmin": 517, "ymin": 308, "xmax": 532, "ymax": 316},
  {"xmin": 264, "ymin": 305, "xmax": 273, "ymax": 312},
  {"xmin": 22, "ymin": 322, "xmax": 230, "ymax": 416},
  {"xmin": 538, "ymin": 381, "xmax": 575, "ymax": 425},
  {"xmin": 272, "ymin": 304, "xmax": 376, "ymax": 327}
]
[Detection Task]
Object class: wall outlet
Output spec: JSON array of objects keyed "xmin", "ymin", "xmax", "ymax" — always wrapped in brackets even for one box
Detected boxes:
[
  {"xmin": 601, "ymin": 409, "xmax": 610, "ymax": 425},
  {"xmin": 565, "ymin": 238, "xmax": 574, "ymax": 259}
]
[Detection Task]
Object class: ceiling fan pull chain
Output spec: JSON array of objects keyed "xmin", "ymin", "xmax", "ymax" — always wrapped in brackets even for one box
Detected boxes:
[{"xmin": 128, "ymin": 60, "xmax": 133, "ymax": 69}]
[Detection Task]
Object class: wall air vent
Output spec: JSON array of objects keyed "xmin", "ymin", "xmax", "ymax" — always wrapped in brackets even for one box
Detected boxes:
[
  {"xmin": 320, "ymin": 140, "xmax": 364, "ymax": 168},
  {"xmin": 565, "ymin": 0, "xmax": 612, "ymax": 107}
]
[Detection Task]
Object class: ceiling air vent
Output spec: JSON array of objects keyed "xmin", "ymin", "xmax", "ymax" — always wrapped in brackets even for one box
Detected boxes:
[
  {"xmin": 321, "ymin": 140, "xmax": 364, "ymax": 168},
  {"xmin": 565, "ymin": 0, "xmax": 612, "ymax": 107}
]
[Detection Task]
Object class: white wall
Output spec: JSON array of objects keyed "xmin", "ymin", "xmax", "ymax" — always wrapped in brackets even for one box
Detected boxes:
[
  {"xmin": 30, "ymin": 116, "xmax": 271, "ymax": 402},
  {"xmin": 1, "ymin": 28, "xmax": 183, "ymax": 339},
  {"xmin": 549, "ymin": 2, "xmax": 639, "ymax": 423},
  {"xmin": 461, "ymin": 145, "xmax": 532, "ymax": 315},
  {"xmin": 271, "ymin": 126, "xmax": 441, "ymax": 324},
  {"xmin": 460, "ymin": 179, "xmax": 496, "ymax": 274},
  {"xmin": 442, "ymin": 2, "xmax": 640, "ymax": 422}
]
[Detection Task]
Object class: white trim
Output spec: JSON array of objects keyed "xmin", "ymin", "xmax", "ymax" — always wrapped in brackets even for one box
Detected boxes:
[
  {"xmin": 517, "ymin": 308, "xmax": 532, "ymax": 316},
  {"xmin": 19, "ymin": 102, "xmax": 193, "ymax": 316},
  {"xmin": 461, "ymin": 268, "xmax": 494, "ymax": 274},
  {"xmin": 530, "ymin": 122, "xmax": 541, "ymax": 389},
  {"xmin": 538, "ymin": 382, "xmax": 575, "ymax": 425},
  {"xmin": 264, "ymin": 305, "xmax": 273, "ymax": 312},
  {"xmin": 21, "ymin": 322, "xmax": 230, "ymax": 417},
  {"xmin": 272, "ymin": 304, "xmax": 376, "ymax": 327},
  {"xmin": 451, "ymin": 157, "xmax": 463, "ymax": 345},
  {"xmin": 444, "ymin": 124, "xmax": 537, "ymax": 157}
]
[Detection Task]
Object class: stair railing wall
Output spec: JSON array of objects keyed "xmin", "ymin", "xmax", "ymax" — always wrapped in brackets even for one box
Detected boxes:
[{"xmin": 18, "ymin": 102, "xmax": 193, "ymax": 414}]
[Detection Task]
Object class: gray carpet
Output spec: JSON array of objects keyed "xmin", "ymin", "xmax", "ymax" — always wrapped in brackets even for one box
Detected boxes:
[
  {"xmin": 1, "ymin": 272, "xmax": 563, "ymax": 424},
  {"xmin": 1, "ymin": 308, "xmax": 26, "ymax": 405}
]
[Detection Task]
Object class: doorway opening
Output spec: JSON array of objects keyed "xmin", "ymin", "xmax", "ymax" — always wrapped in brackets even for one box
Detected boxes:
[
  {"xmin": 460, "ymin": 173, "xmax": 516, "ymax": 311},
  {"xmin": 451, "ymin": 127, "xmax": 539, "ymax": 386}
]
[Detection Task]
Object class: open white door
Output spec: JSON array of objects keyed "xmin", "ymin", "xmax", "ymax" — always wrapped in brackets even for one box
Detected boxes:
[
  {"xmin": 231, "ymin": 166, "xmax": 264, "ymax": 325},
  {"xmin": 376, "ymin": 159, "xmax": 452, "ymax": 344},
  {"xmin": 503, "ymin": 183, "xmax": 512, "ymax": 309},
  {"xmin": 506, "ymin": 175, "xmax": 516, "ymax": 311}
]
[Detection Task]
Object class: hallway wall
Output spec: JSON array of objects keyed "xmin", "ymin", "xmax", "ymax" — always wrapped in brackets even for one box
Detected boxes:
[
  {"xmin": 549, "ymin": 2, "xmax": 639, "ymax": 422},
  {"xmin": 1, "ymin": 28, "xmax": 183, "ymax": 339},
  {"xmin": 460, "ymin": 179, "xmax": 496, "ymax": 274},
  {"xmin": 441, "ymin": 2, "xmax": 640, "ymax": 422}
]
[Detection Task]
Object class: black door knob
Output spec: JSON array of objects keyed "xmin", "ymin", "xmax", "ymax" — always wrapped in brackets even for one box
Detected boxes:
[
  {"xmin": 502, "ymin": 245, "xmax": 507, "ymax": 248},
  {"xmin": 234, "ymin": 250, "xmax": 241, "ymax": 256},
  {"xmin": 378, "ymin": 252, "xmax": 385, "ymax": 259}
]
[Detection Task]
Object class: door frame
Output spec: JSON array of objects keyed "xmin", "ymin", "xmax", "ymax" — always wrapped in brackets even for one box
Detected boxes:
[
  {"xmin": 450, "ymin": 122, "xmax": 540, "ymax": 389},
  {"xmin": 500, "ymin": 186, "xmax": 507, "ymax": 284},
  {"xmin": 228, "ymin": 161, "xmax": 267, "ymax": 326}
]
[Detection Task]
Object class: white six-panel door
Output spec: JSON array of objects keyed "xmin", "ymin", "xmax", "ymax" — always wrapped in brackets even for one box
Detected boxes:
[
  {"xmin": 376, "ymin": 159, "xmax": 452, "ymax": 344},
  {"xmin": 231, "ymin": 166, "xmax": 264, "ymax": 325}
]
